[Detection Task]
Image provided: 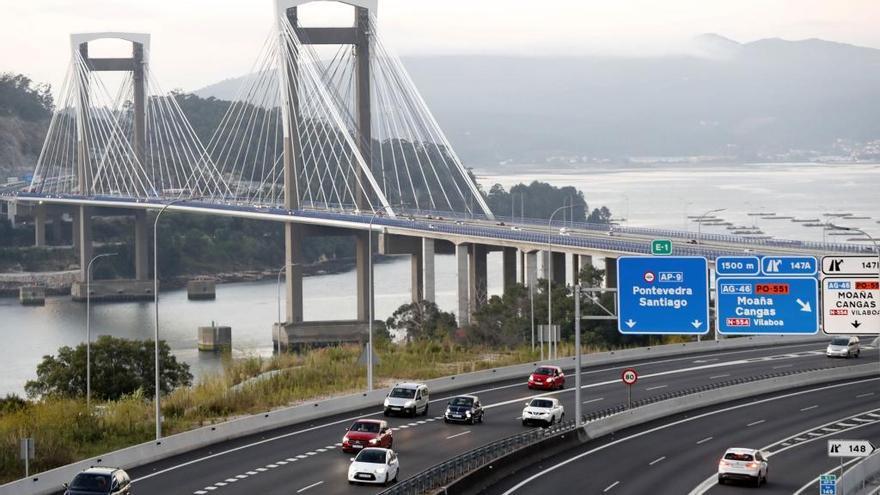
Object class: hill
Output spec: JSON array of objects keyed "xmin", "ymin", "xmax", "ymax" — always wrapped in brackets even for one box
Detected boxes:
[{"xmin": 196, "ymin": 35, "xmax": 880, "ymax": 166}]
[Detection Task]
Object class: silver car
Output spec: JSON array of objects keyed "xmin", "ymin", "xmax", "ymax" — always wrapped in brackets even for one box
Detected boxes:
[{"xmin": 826, "ymin": 336, "xmax": 860, "ymax": 358}]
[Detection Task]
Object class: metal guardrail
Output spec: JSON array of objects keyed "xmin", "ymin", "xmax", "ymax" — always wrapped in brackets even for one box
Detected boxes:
[{"xmin": 378, "ymin": 365, "xmax": 847, "ymax": 495}]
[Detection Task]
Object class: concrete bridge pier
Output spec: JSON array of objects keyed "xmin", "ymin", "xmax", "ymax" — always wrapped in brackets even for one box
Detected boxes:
[
  {"xmin": 525, "ymin": 251, "xmax": 538, "ymax": 288},
  {"xmin": 604, "ymin": 256, "xmax": 618, "ymax": 288},
  {"xmin": 551, "ymin": 252, "xmax": 566, "ymax": 285},
  {"xmin": 34, "ymin": 204, "xmax": 46, "ymax": 247},
  {"xmin": 468, "ymin": 243, "xmax": 488, "ymax": 316},
  {"xmin": 379, "ymin": 234, "xmax": 436, "ymax": 303},
  {"xmin": 134, "ymin": 209, "xmax": 149, "ymax": 281},
  {"xmin": 456, "ymin": 244, "xmax": 470, "ymax": 326},
  {"xmin": 502, "ymin": 247, "xmax": 517, "ymax": 291}
]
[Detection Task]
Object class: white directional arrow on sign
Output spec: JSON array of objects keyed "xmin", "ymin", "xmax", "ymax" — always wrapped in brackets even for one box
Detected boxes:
[
  {"xmin": 691, "ymin": 320, "xmax": 702, "ymax": 329},
  {"xmin": 625, "ymin": 319, "xmax": 637, "ymax": 328},
  {"xmin": 796, "ymin": 298, "xmax": 812, "ymax": 312}
]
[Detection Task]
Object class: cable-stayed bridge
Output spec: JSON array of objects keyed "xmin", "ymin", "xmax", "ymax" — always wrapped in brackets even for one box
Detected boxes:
[{"xmin": 0, "ymin": 0, "xmax": 871, "ymax": 347}]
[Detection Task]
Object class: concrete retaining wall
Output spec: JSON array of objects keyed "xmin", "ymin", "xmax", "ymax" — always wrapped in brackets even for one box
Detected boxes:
[
  {"xmin": 0, "ymin": 334, "xmax": 826, "ymax": 495},
  {"xmin": 840, "ymin": 451, "xmax": 880, "ymax": 495}
]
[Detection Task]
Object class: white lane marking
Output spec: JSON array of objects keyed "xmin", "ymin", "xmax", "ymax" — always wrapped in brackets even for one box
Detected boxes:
[
  {"xmin": 801, "ymin": 405, "xmax": 818, "ymax": 412},
  {"xmin": 285, "ymin": 458, "xmax": 298, "ymax": 462},
  {"xmin": 693, "ymin": 358, "xmax": 717, "ymax": 363},
  {"xmin": 215, "ymin": 482, "xmax": 227, "ymax": 486},
  {"xmin": 649, "ymin": 456, "xmax": 666, "ymax": 466},
  {"xmin": 603, "ymin": 481, "xmax": 620, "ymax": 492},
  {"xmin": 646, "ymin": 385, "xmax": 667, "ymax": 391},
  {"xmin": 204, "ymin": 488, "xmax": 216, "ymax": 492},
  {"xmin": 296, "ymin": 455, "xmax": 308, "ymax": 459},
  {"xmin": 132, "ymin": 342, "xmax": 827, "ymax": 484},
  {"xmin": 297, "ymin": 481, "xmax": 324, "ymax": 493},
  {"xmin": 792, "ymin": 458, "xmax": 864, "ymax": 494},
  {"xmin": 857, "ymin": 392, "xmax": 875, "ymax": 398},
  {"xmin": 224, "ymin": 478, "xmax": 237, "ymax": 482},
  {"xmin": 583, "ymin": 397, "xmax": 604, "ymax": 404},
  {"xmin": 194, "ymin": 491, "xmax": 207, "ymax": 494},
  {"xmin": 696, "ymin": 437, "xmax": 713, "ymax": 444},
  {"xmin": 501, "ymin": 377, "xmax": 880, "ymax": 495},
  {"xmin": 447, "ymin": 430, "xmax": 472, "ymax": 440},
  {"xmin": 772, "ymin": 364, "xmax": 793, "ymax": 369},
  {"xmin": 315, "ymin": 448, "xmax": 326, "ymax": 453},
  {"xmin": 709, "ymin": 374, "xmax": 729, "ymax": 379},
  {"xmin": 245, "ymin": 471, "xmax": 257, "ymax": 475},
  {"xmin": 692, "ymin": 406, "xmax": 880, "ymax": 494},
  {"xmin": 255, "ymin": 467, "xmax": 267, "ymax": 472},
  {"xmin": 235, "ymin": 475, "xmax": 247, "ymax": 479},
  {"xmin": 305, "ymin": 451, "xmax": 317, "ymax": 456},
  {"xmin": 276, "ymin": 461, "xmax": 287, "ymax": 465},
  {"xmin": 746, "ymin": 420, "xmax": 765, "ymax": 427},
  {"xmin": 266, "ymin": 464, "xmax": 278, "ymax": 468}
]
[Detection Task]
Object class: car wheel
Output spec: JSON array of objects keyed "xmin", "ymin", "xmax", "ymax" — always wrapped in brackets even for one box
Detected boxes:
[
  {"xmin": 754, "ymin": 475, "xmax": 761, "ymax": 487},
  {"xmin": 468, "ymin": 416, "xmax": 475, "ymax": 425},
  {"xmin": 393, "ymin": 470, "xmax": 398, "ymax": 483},
  {"xmin": 558, "ymin": 382, "xmax": 564, "ymax": 390},
  {"xmin": 548, "ymin": 415, "xmax": 555, "ymax": 426},
  {"xmin": 522, "ymin": 420, "xmax": 528, "ymax": 427},
  {"xmin": 383, "ymin": 409, "xmax": 390, "ymax": 417},
  {"xmin": 388, "ymin": 438, "xmax": 393, "ymax": 449},
  {"xmin": 384, "ymin": 473, "xmax": 389, "ymax": 486},
  {"xmin": 855, "ymin": 350, "xmax": 860, "ymax": 358},
  {"xmin": 479, "ymin": 413, "xmax": 484, "ymax": 423},
  {"xmin": 718, "ymin": 476, "xmax": 724, "ymax": 485},
  {"xmin": 444, "ymin": 417, "xmax": 449, "ymax": 423}
]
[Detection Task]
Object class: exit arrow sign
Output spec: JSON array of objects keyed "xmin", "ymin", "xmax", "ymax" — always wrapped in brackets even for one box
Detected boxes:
[{"xmin": 651, "ymin": 239, "xmax": 672, "ymax": 256}]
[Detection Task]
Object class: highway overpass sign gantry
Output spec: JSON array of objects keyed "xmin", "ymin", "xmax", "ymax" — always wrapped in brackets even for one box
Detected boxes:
[
  {"xmin": 821, "ymin": 255, "xmax": 880, "ymax": 335},
  {"xmin": 716, "ymin": 255, "xmax": 819, "ymax": 335},
  {"xmin": 616, "ymin": 256, "xmax": 709, "ymax": 334}
]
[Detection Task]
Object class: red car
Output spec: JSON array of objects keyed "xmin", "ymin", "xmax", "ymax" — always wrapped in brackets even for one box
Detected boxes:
[
  {"xmin": 528, "ymin": 365, "xmax": 565, "ymax": 390},
  {"xmin": 342, "ymin": 419, "xmax": 393, "ymax": 453}
]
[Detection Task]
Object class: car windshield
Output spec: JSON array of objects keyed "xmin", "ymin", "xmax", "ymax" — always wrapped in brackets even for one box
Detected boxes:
[
  {"xmin": 724, "ymin": 453, "xmax": 754, "ymax": 461},
  {"xmin": 69, "ymin": 473, "xmax": 112, "ymax": 491},
  {"xmin": 350, "ymin": 422, "xmax": 381, "ymax": 433},
  {"xmin": 389, "ymin": 387, "xmax": 416, "ymax": 398},
  {"xmin": 831, "ymin": 338, "xmax": 850, "ymax": 346},
  {"xmin": 534, "ymin": 367, "xmax": 556, "ymax": 375},
  {"xmin": 530, "ymin": 399, "xmax": 553, "ymax": 408},
  {"xmin": 449, "ymin": 397, "xmax": 473, "ymax": 407},
  {"xmin": 356, "ymin": 450, "xmax": 387, "ymax": 464}
]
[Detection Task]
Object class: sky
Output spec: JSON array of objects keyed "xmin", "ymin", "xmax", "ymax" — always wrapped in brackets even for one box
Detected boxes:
[{"xmin": 2, "ymin": 0, "xmax": 879, "ymax": 92}]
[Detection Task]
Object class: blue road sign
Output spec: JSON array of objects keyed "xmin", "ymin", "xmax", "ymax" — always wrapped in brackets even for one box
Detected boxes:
[
  {"xmin": 819, "ymin": 474, "xmax": 836, "ymax": 495},
  {"xmin": 760, "ymin": 256, "xmax": 818, "ymax": 276},
  {"xmin": 617, "ymin": 256, "xmax": 709, "ymax": 334},
  {"xmin": 716, "ymin": 256, "xmax": 761, "ymax": 276},
  {"xmin": 717, "ymin": 277, "xmax": 819, "ymax": 335}
]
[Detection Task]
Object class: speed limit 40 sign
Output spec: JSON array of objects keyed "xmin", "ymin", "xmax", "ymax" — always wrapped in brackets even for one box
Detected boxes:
[{"xmin": 622, "ymin": 368, "xmax": 638, "ymax": 385}]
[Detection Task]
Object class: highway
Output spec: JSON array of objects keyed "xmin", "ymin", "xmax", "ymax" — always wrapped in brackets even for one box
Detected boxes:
[
  {"xmin": 491, "ymin": 371, "xmax": 880, "ymax": 494},
  {"xmin": 117, "ymin": 340, "xmax": 878, "ymax": 495}
]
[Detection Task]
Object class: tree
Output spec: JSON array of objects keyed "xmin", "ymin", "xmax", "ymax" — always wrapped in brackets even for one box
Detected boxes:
[
  {"xmin": 0, "ymin": 73, "xmax": 54, "ymax": 121},
  {"xmin": 25, "ymin": 336, "xmax": 192, "ymax": 401},
  {"xmin": 483, "ymin": 180, "xmax": 612, "ymax": 223},
  {"xmin": 467, "ymin": 284, "xmax": 532, "ymax": 346},
  {"xmin": 385, "ymin": 301, "xmax": 457, "ymax": 343}
]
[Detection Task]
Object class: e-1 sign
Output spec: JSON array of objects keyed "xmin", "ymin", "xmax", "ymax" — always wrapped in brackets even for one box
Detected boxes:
[{"xmin": 827, "ymin": 439, "xmax": 875, "ymax": 458}]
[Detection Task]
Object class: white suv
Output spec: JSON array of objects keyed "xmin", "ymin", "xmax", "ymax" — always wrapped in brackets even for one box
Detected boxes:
[
  {"xmin": 383, "ymin": 382, "xmax": 430, "ymax": 417},
  {"xmin": 718, "ymin": 448, "xmax": 768, "ymax": 486},
  {"xmin": 521, "ymin": 397, "xmax": 564, "ymax": 426},
  {"xmin": 826, "ymin": 336, "xmax": 860, "ymax": 358}
]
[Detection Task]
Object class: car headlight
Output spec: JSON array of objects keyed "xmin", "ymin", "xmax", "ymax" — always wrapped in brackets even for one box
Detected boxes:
[
  {"xmin": 369, "ymin": 438, "xmax": 379, "ymax": 445},
  {"xmin": 384, "ymin": 398, "xmax": 390, "ymax": 407},
  {"xmin": 529, "ymin": 374, "xmax": 535, "ymax": 381},
  {"xmin": 404, "ymin": 400, "xmax": 415, "ymax": 408},
  {"xmin": 466, "ymin": 411, "xmax": 472, "ymax": 417},
  {"xmin": 547, "ymin": 377, "xmax": 554, "ymax": 382},
  {"xmin": 376, "ymin": 467, "xmax": 387, "ymax": 474},
  {"xmin": 343, "ymin": 435, "xmax": 350, "ymax": 443}
]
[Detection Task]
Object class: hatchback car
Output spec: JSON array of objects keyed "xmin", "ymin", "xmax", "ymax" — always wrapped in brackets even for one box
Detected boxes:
[
  {"xmin": 348, "ymin": 448, "xmax": 400, "ymax": 486},
  {"xmin": 717, "ymin": 448, "xmax": 769, "ymax": 486},
  {"xmin": 826, "ymin": 336, "xmax": 860, "ymax": 358},
  {"xmin": 444, "ymin": 395, "xmax": 484, "ymax": 424},
  {"xmin": 528, "ymin": 366, "xmax": 565, "ymax": 390},
  {"xmin": 383, "ymin": 382, "xmax": 429, "ymax": 417},
  {"xmin": 521, "ymin": 397, "xmax": 564, "ymax": 426},
  {"xmin": 342, "ymin": 419, "xmax": 392, "ymax": 453},
  {"xmin": 63, "ymin": 467, "xmax": 132, "ymax": 495}
]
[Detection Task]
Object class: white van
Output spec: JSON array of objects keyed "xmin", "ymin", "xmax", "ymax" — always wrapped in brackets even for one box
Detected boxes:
[{"xmin": 383, "ymin": 382, "xmax": 429, "ymax": 417}]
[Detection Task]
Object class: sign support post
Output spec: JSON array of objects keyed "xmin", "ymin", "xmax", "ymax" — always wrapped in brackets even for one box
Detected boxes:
[
  {"xmin": 621, "ymin": 368, "xmax": 638, "ymax": 409},
  {"xmin": 575, "ymin": 286, "xmax": 582, "ymax": 425}
]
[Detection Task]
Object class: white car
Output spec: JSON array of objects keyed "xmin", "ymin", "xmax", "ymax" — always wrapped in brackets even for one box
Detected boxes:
[
  {"xmin": 521, "ymin": 397, "xmax": 564, "ymax": 426},
  {"xmin": 826, "ymin": 336, "xmax": 860, "ymax": 358},
  {"xmin": 348, "ymin": 448, "xmax": 400, "ymax": 486},
  {"xmin": 718, "ymin": 448, "xmax": 769, "ymax": 486},
  {"xmin": 383, "ymin": 382, "xmax": 430, "ymax": 417}
]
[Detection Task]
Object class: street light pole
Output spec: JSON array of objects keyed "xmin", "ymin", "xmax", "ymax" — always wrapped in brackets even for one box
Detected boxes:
[
  {"xmin": 829, "ymin": 223, "xmax": 880, "ymax": 369},
  {"xmin": 696, "ymin": 208, "xmax": 726, "ymax": 245},
  {"xmin": 574, "ymin": 285, "xmax": 582, "ymax": 425},
  {"xmin": 85, "ymin": 252, "xmax": 117, "ymax": 410},
  {"xmin": 547, "ymin": 204, "xmax": 573, "ymax": 360},
  {"xmin": 367, "ymin": 211, "xmax": 381, "ymax": 392},
  {"xmin": 153, "ymin": 198, "xmax": 189, "ymax": 441}
]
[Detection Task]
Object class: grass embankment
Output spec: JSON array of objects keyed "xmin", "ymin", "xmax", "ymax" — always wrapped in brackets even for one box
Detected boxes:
[{"xmin": 0, "ymin": 340, "xmax": 617, "ymax": 483}]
